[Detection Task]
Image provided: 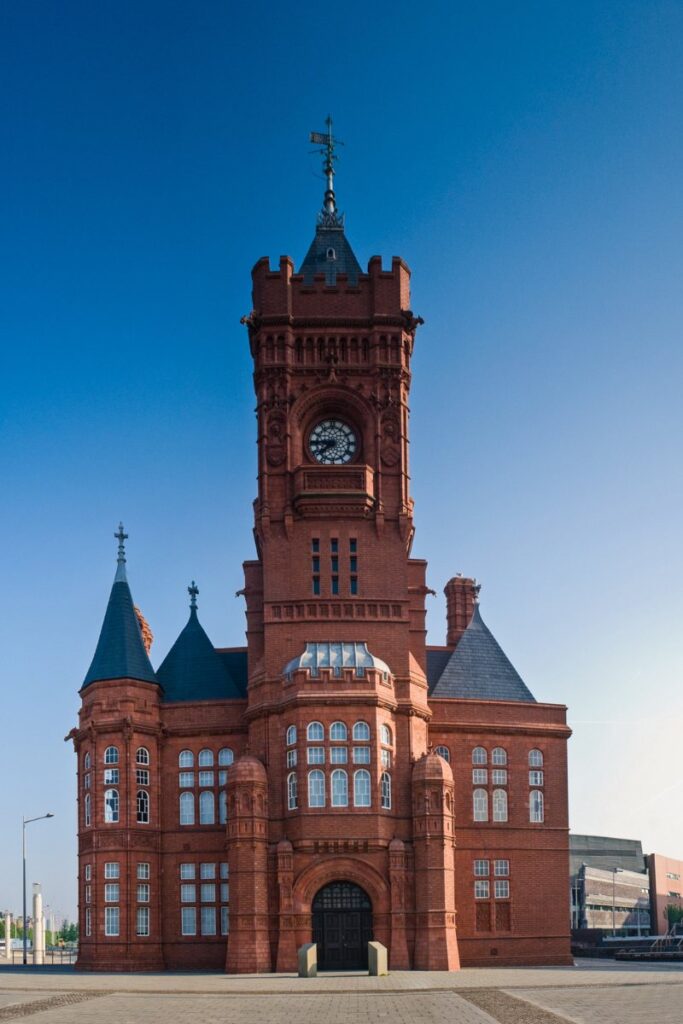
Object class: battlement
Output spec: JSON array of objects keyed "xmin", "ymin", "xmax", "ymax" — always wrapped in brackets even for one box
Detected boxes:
[{"xmin": 250, "ymin": 255, "xmax": 412, "ymax": 321}]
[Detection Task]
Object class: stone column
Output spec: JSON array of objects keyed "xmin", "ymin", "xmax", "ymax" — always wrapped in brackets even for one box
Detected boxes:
[
  {"xmin": 275, "ymin": 839, "xmax": 297, "ymax": 972},
  {"xmin": 388, "ymin": 839, "xmax": 411, "ymax": 969},
  {"xmin": 32, "ymin": 886, "xmax": 44, "ymax": 965}
]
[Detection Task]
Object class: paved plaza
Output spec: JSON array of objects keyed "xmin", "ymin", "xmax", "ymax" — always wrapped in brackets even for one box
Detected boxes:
[{"xmin": 0, "ymin": 960, "xmax": 681, "ymax": 1023}]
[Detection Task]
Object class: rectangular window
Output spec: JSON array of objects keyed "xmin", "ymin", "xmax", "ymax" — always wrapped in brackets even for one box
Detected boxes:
[
  {"xmin": 312, "ymin": 556, "xmax": 320, "ymax": 573},
  {"xmin": 381, "ymin": 749, "xmax": 391, "ymax": 768},
  {"xmin": 472, "ymin": 768, "xmax": 487, "ymax": 785},
  {"xmin": 201, "ymin": 884, "xmax": 216, "ymax": 903},
  {"xmin": 307, "ymin": 746, "xmax": 324, "ymax": 764},
  {"xmin": 201, "ymin": 907, "xmax": 217, "ymax": 936},
  {"xmin": 331, "ymin": 556, "xmax": 339, "ymax": 573},
  {"xmin": 180, "ymin": 863, "xmax": 195, "ymax": 880},
  {"xmin": 200, "ymin": 863, "xmax": 216, "ymax": 879},
  {"xmin": 105, "ymin": 907, "xmax": 119, "ymax": 936},
  {"xmin": 137, "ymin": 884, "xmax": 150, "ymax": 903},
  {"xmin": 311, "ymin": 538, "xmax": 320, "ymax": 553},
  {"xmin": 349, "ymin": 539, "xmax": 357, "ymax": 553},
  {"xmin": 330, "ymin": 746, "xmax": 348, "ymax": 764},
  {"xmin": 474, "ymin": 880, "xmax": 490, "ymax": 899},
  {"xmin": 221, "ymin": 883, "xmax": 229, "ymax": 903},
  {"xmin": 312, "ymin": 576, "xmax": 321, "ymax": 596},
  {"xmin": 104, "ymin": 884, "xmax": 119, "ymax": 903},
  {"xmin": 220, "ymin": 862, "xmax": 229, "ymax": 880},
  {"xmin": 181, "ymin": 884, "xmax": 196, "ymax": 903},
  {"xmin": 198, "ymin": 770, "xmax": 214, "ymax": 787},
  {"xmin": 136, "ymin": 907, "xmax": 150, "ymax": 937},
  {"xmin": 474, "ymin": 860, "xmax": 490, "ymax": 877},
  {"xmin": 352, "ymin": 746, "xmax": 371, "ymax": 764},
  {"xmin": 287, "ymin": 749, "xmax": 297, "ymax": 768},
  {"xmin": 103, "ymin": 768, "xmax": 119, "ymax": 785},
  {"xmin": 84, "ymin": 772, "xmax": 91, "ymax": 788},
  {"xmin": 179, "ymin": 771, "xmax": 194, "ymax": 788},
  {"xmin": 85, "ymin": 908, "xmax": 91, "ymax": 937},
  {"xmin": 495, "ymin": 880, "xmax": 510, "ymax": 899},
  {"xmin": 492, "ymin": 769, "xmax": 508, "ymax": 785},
  {"xmin": 350, "ymin": 556, "xmax": 357, "ymax": 573},
  {"xmin": 350, "ymin": 576, "xmax": 358, "ymax": 595},
  {"xmin": 85, "ymin": 885, "xmax": 91, "ymax": 903},
  {"xmin": 218, "ymin": 769, "xmax": 228, "ymax": 785},
  {"xmin": 137, "ymin": 862, "xmax": 150, "ymax": 880},
  {"xmin": 136, "ymin": 769, "xmax": 150, "ymax": 785},
  {"xmin": 494, "ymin": 860, "xmax": 510, "ymax": 877},
  {"xmin": 529, "ymin": 770, "xmax": 544, "ymax": 786},
  {"xmin": 330, "ymin": 538, "xmax": 338, "ymax": 554},
  {"xmin": 221, "ymin": 906, "xmax": 229, "ymax": 935},
  {"xmin": 181, "ymin": 907, "xmax": 196, "ymax": 936},
  {"xmin": 104, "ymin": 862, "xmax": 120, "ymax": 879},
  {"xmin": 84, "ymin": 864, "xmax": 92, "ymax": 881},
  {"xmin": 331, "ymin": 576, "xmax": 339, "ymax": 595}
]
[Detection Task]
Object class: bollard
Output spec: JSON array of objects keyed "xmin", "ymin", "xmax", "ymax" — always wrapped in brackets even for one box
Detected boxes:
[
  {"xmin": 298, "ymin": 942, "xmax": 317, "ymax": 977},
  {"xmin": 367, "ymin": 941, "xmax": 388, "ymax": 976}
]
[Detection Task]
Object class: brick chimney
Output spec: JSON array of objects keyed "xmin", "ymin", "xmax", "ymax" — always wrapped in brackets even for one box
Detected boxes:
[{"xmin": 444, "ymin": 575, "xmax": 480, "ymax": 648}]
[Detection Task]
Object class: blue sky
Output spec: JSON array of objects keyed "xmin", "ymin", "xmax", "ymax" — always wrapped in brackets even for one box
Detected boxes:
[{"xmin": 1, "ymin": 1, "xmax": 682, "ymax": 921}]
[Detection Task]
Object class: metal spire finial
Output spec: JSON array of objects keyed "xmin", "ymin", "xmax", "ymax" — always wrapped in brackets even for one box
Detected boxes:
[
  {"xmin": 114, "ymin": 523, "xmax": 128, "ymax": 582},
  {"xmin": 188, "ymin": 580, "xmax": 199, "ymax": 610},
  {"xmin": 310, "ymin": 116, "xmax": 345, "ymax": 228}
]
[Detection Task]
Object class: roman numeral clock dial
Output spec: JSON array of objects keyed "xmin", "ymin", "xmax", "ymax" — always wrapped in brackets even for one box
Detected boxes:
[{"xmin": 309, "ymin": 419, "xmax": 357, "ymax": 465}]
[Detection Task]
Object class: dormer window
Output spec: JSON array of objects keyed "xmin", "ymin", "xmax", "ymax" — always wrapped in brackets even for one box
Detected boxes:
[{"xmin": 326, "ymin": 247, "xmax": 336, "ymax": 260}]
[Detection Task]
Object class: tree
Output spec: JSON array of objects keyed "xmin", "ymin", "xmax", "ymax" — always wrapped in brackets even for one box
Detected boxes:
[{"xmin": 664, "ymin": 904, "xmax": 683, "ymax": 927}]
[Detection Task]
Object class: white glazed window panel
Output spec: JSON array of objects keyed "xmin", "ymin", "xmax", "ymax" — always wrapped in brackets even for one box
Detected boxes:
[
  {"xmin": 474, "ymin": 860, "xmax": 489, "ymax": 877},
  {"xmin": 179, "ymin": 772, "xmax": 194, "ymax": 788},
  {"xmin": 492, "ymin": 769, "xmax": 508, "ymax": 785},
  {"xmin": 472, "ymin": 768, "xmax": 487, "ymax": 785},
  {"xmin": 494, "ymin": 860, "xmax": 510, "ymax": 876},
  {"xmin": 201, "ymin": 884, "xmax": 216, "ymax": 903},
  {"xmin": 495, "ymin": 880, "xmax": 510, "ymax": 899},
  {"xmin": 307, "ymin": 747, "xmax": 325, "ymax": 765},
  {"xmin": 352, "ymin": 746, "xmax": 371, "ymax": 764},
  {"xmin": 181, "ymin": 884, "xmax": 196, "ymax": 903},
  {"xmin": 474, "ymin": 880, "xmax": 490, "ymax": 899},
  {"xmin": 198, "ymin": 771, "xmax": 214, "ymax": 787},
  {"xmin": 330, "ymin": 746, "xmax": 347, "ymax": 764}
]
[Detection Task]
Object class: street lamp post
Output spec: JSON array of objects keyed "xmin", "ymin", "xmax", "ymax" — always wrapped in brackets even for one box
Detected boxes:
[
  {"xmin": 612, "ymin": 866, "xmax": 624, "ymax": 937},
  {"xmin": 22, "ymin": 814, "xmax": 54, "ymax": 966}
]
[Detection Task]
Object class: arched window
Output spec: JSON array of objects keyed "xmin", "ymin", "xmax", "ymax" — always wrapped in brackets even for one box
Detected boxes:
[
  {"xmin": 136, "ymin": 747, "xmax": 150, "ymax": 765},
  {"xmin": 308, "ymin": 769, "xmax": 325, "ymax": 807},
  {"xmin": 331, "ymin": 769, "xmax": 348, "ymax": 806},
  {"xmin": 380, "ymin": 724, "xmax": 392, "ymax": 746},
  {"xmin": 179, "ymin": 791, "xmax": 194, "ymax": 825},
  {"xmin": 104, "ymin": 746, "xmax": 119, "ymax": 765},
  {"xmin": 307, "ymin": 722, "xmax": 324, "ymax": 741},
  {"xmin": 493, "ymin": 789, "xmax": 508, "ymax": 822},
  {"xmin": 529, "ymin": 749, "xmax": 544, "ymax": 767},
  {"xmin": 354, "ymin": 769, "xmax": 371, "ymax": 807},
  {"xmin": 198, "ymin": 749, "xmax": 214, "ymax": 767},
  {"xmin": 137, "ymin": 790, "xmax": 150, "ymax": 824},
  {"xmin": 473, "ymin": 788, "xmax": 488, "ymax": 822},
  {"xmin": 84, "ymin": 752, "xmax": 91, "ymax": 770},
  {"xmin": 84, "ymin": 793, "xmax": 91, "ymax": 827},
  {"xmin": 353, "ymin": 721, "xmax": 370, "ymax": 741},
  {"xmin": 492, "ymin": 747, "xmax": 507, "ymax": 766},
  {"xmin": 219, "ymin": 791, "xmax": 228, "ymax": 825},
  {"xmin": 104, "ymin": 788, "xmax": 119, "ymax": 823},
  {"xmin": 286, "ymin": 725, "xmax": 297, "ymax": 746},
  {"xmin": 472, "ymin": 747, "xmax": 487, "ymax": 765},
  {"xmin": 179, "ymin": 750, "xmax": 194, "ymax": 768},
  {"xmin": 381, "ymin": 772, "xmax": 392, "ymax": 809},
  {"xmin": 199, "ymin": 791, "xmax": 215, "ymax": 825},
  {"xmin": 218, "ymin": 748, "xmax": 234, "ymax": 766},
  {"xmin": 530, "ymin": 790, "xmax": 544, "ymax": 823},
  {"xmin": 288, "ymin": 772, "xmax": 298, "ymax": 810},
  {"xmin": 330, "ymin": 721, "xmax": 347, "ymax": 741},
  {"xmin": 434, "ymin": 745, "xmax": 450, "ymax": 763}
]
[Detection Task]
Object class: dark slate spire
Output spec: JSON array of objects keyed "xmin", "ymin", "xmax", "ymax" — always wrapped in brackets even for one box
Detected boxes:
[
  {"xmin": 428, "ymin": 604, "xmax": 536, "ymax": 703},
  {"xmin": 300, "ymin": 117, "xmax": 362, "ymax": 285},
  {"xmin": 156, "ymin": 583, "xmax": 243, "ymax": 701},
  {"xmin": 81, "ymin": 525, "xmax": 158, "ymax": 689}
]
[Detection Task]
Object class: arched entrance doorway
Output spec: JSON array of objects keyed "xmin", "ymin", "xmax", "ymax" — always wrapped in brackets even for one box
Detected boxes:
[{"xmin": 312, "ymin": 881, "xmax": 373, "ymax": 970}]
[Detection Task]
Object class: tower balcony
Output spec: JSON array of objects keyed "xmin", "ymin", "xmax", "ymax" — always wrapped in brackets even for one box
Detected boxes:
[{"xmin": 292, "ymin": 464, "xmax": 375, "ymax": 516}]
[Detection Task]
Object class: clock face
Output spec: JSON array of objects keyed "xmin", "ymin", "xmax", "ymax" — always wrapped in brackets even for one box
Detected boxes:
[{"xmin": 309, "ymin": 419, "xmax": 357, "ymax": 465}]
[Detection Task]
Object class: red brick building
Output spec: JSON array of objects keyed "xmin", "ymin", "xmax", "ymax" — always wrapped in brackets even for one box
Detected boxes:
[{"xmin": 70, "ymin": 131, "xmax": 572, "ymax": 972}]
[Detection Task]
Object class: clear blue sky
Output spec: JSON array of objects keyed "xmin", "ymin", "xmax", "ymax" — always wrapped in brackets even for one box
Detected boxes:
[{"xmin": 2, "ymin": 1, "xmax": 682, "ymax": 921}]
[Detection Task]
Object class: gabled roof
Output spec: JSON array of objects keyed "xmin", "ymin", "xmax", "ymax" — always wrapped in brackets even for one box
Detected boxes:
[
  {"xmin": 428, "ymin": 605, "xmax": 536, "ymax": 703},
  {"xmin": 82, "ymin": 575, "xmax": 158, "ymax": 689},
  {"xmin": 299, "ymin": 224, "xmax": 362, "ymax": 285},
  {"xmin": 156, "ymin": 608, "xmax": 243, "ymax": 702}
]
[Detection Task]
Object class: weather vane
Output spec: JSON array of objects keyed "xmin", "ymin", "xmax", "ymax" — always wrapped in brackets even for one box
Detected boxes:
[
  {"xmin": 310, "ymin": 115, "xmax": 344, "ymax": 227},
  {"xmin": 188, "ymin": 580, "xmax": 199, "ymax": 609},
  {"xmin": 115, "ymin": 522, "xmax": 128, "ymax": 564}
]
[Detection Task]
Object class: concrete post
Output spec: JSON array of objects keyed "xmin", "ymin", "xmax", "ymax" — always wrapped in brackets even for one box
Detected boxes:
[
  {"xmin": 3, "ymin": 913, "xmax": 11, "ymax": 961},
  {"xmin": 32, "ymin": 885, "xmax": 44, "ymax": 965}
]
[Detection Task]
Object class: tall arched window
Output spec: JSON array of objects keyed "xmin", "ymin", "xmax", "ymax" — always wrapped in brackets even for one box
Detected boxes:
[
  {"xmin": 84, "ymin": 752, "xmax": 91, "ymax": 770},
  {"xmin": 179, "ymin": 791, "xmax": 195, "ymax": 826},
  {"xmin": 353, "ymin": 721, "xmax": 370, "ymax": 741},
  {"xmin": 179, "ymin": 750, "xmax": 194, "ymax": 768},
  {"xmin": 492, "ymin": 789, "xmax": 508, "ymax": 822},
  {"xmin": 198, "ymin": 749, "xmax": 214, "ymax": 767},
  {"xmin": 308, "ymin": 769, "xmax": 325, "ymax": 807},
  {"xmin": 331, "ymin": 769, "xmax": 348, "ymax": 806},
  {"xmin": 218, "ymin": 748, "xmax": 234, "ymax": 766},
  {"xmin": 199, "ymin": 791, "xmax": 215, "ymax": 825},
  {"xmin": 472, "ymin": 747, "xmax": 487, "ymax": 765},
  {"xmin": 492, "ymin": 747, "xmax": 507, "ymax": 766},
  {"xmin": 219, "ymin": 791, "xmax": 228, "ymax": 825},
  {"xmin": 530, "ymin": 790, "xmax": 544, "ymax": 823},
  {"xmin": 307, "ymin": 722, "xmax": 324, "ymax": 741},
  {"xmin": 354, "ymin": 769, "xmax": 371, "ymax": 807},
  {"xmin": 137, "ymin": 790, "xmax": 150, "ymax": 824},
  {"xmin": 84, "ymin": 793, "xmax": 91, "ymax": 827},
  {"xmin": 104, "ymin": 746, "xmax": 119, "ymax": 765},
  {"xmin": 136, "ymin": 747, "xmax": 150, "ymax": 765},
  {"xmin": 380, "ymin": 772, "xmax": 392, "ymax": 809},
  {"xmin": 473, "ymin": 788, "xmax": 488, "ymax": 822},
  {"xmin": 434, "ymin": 745, "xmax": 450, "ymax": 762},
  {"xmin": 529, "ymin": 749, "xmax": 544, "ymax": 767},
  {"xmin": 380, "ymin": 724, "xmax": 392, "ymax": 746},
  {"xmin": 330, "ymin": 721, "xmax": 347, "ymax": 741},
  {"xmin": 288, "ymin": 772, "xmax": 298, "ymax": 810},
  {"xmin": 286, "ymin": 725, "xmax": 297, "ymax": 746},
  {"xmin": 104, "ymin": 788, "xmax": 119, "ymax": 823}
]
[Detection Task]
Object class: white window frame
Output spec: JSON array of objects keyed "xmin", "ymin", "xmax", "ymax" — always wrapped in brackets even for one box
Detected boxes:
[
  {"xmin": 307, "ymin": 746, "xmax": 324, "ymax": 765},
  {"xmin": 179, "ymin": 771, "xmax": 194, "ymax": 788},
  {"xmin": 329, "ymin": 721, "xmax": 347, "ymax": 741},
  {"xmin": 331, "ymin": 769, "xmax": 348, "ymax": 807},
  {"xmin": 494, "ymin": 859, "xmax": 509, "ymax": 877},
  {"xmin": 529, "ymin": 770, "xmax": 544, "ymax": 786},
  {"xmin": 136, "ymin": 789, "xmax": 150, "ymax": 824},
  {"xmin": 137, "ymin": 862, "xmax": 150, "ymax": 880},
  {"xmin": 137, "ymin": 883, "xmax": 150, "ymax": 902},
  {"xmin": 530, "ymin": 789, "xmax": 544, "ymax": 823},
  {"xmin": 472, "ymin": 746, "xmax": 487, "ymax": 765},
  {"xmin": 380, "ymin": 724, "xmax": 392, "ymax": 746},
  {"xmin": 474, "ymin": 880, "xmax": 490, "ymax": 899},
  {"xmin": 307, "ymin": 721, "xmax": 324, "ymax": 742},
  {"xmin": 287, "ymin": 771, "xmax": 297, "ymax": 810},
  {"xmin": 136, "ymin": 746, "xmax": 150, "ymax": 765},
  {"xmin": 104, "ymin": 906, "xmax": 119, "ymax": 936},
  {"xmin": 352, "ymin": 746, "xmax": 371, "ymax": 764},
  {"xmin": 472, "ymin": 768, "xmax": 487, "ymax": 785},
  {"xmin": 136, "ymin": 907, "xmax": 150, "ymax": 937},
  {"xmin": 219, "ymin": 790, "xmax": 228, "ymax": 825},
  {"xmin": 104, "ymin": 862, "xmax": 120, "ymax": 879},
  {"xmin": 181, "ymin": 907, "xmax": 196, "ymax": 936},
  {"xmin": 492, "ymin": 788, "xmax": 508, "ymax": 822},
  {"xmin": 199, "ymin": 790, "xmax": 215, "ymax": 825},
  {"xmin": 352, "ymin": 721, "xmax": 370, "ymax": 741},
  {"xmin": 180, "ymin": 863, "xmax": 195, "ymax": 879},
  {"xmin": 492, "ymin": 769, "xmax": 508, "ymax": 785},
  {"xmin": 495, "ymin": 880, "xmax": 510, "ymax": 899},
  {"xmin": 218, "ymin": 747, "xmax": 234, "ymax": 766},
  {"xmin": 104, "ymin": 883, "xmax": 119, "ymax": 903},
  {"xmin": 104, "ymin": 789, "xmax": 119, "ymax": 823},
  {"xmin": 473, "ymin": 788, "xmax": 488, "ymax": 822},
  {"xmin": 201, "ymin": 906, "xmax": 216, "ymax": 935},
  {"xmin": 380, "ymin": 771, "xmax": 391, "ymax": 809},
  {"xmin": 104, "ymin": 746, "xmax": 119, "ymax": 765},
  {"xmin": 84, "ymin": 792, "xmax": 91, "ymax": 827},
  {"xmin": 308, "ymin": 769, "xmax": 325, "ymax": 808},
  {"xmin": 529, "ymin": 748, "xmax": 544, "ymax": 767},
  {"xmin": 179, "ymin": 749, "xmax": 194, "ymax": 768},
  {"xmin": 286, "ymin": 725, "xmax": 297, "ymax": 746},
  {"xmin": 491, "ymin": 747, "xmax": 507, "ymax": 766},
  {"xmin": 474, "ymin": 859, "xmax": 489, "ymax": 877},
  {"xmin": 198, "ymin": 749, "xmax": 214, "ymax": 767},
  {"xmin": 434, "ymin": 745, "xmax": 450, "ymax": 763},
  {"xmin": 354, "ymin": 769, "xmax": 371, "ymax": 807},
  {"xmin": 179, "ymin": 791, "xmax": 195, "ymax": 826}
]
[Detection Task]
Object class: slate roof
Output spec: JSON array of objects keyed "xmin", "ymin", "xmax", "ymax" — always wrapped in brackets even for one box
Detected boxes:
[
  {"xmin": 427, "ymin": 605, "xmax": 536, "ymax": 702},
  {"xmin": 156, "ymin": 608, "xmax": 244, "ymax": 702},
  {"xmin": 299, "ymin": 224, "xmax": 362, "ymax": 285},
  {"xmin": 82, "ymin": 574, "xmax": 158, "ymax": 689}
]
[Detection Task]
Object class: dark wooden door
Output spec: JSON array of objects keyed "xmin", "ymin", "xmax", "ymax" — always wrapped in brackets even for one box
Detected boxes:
[{"xmin": 312, "ymin": 882, "xmax": 373, "ymax": 970}]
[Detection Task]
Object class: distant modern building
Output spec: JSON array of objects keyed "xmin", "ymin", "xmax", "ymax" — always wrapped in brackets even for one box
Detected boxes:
[
  {"xmin": 570, "ymin": 835, "xmax": 651, "ymax": 936},
  {"xmin": 648, "ymin": 853, "xmax": 683, "ymax": 933}
]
